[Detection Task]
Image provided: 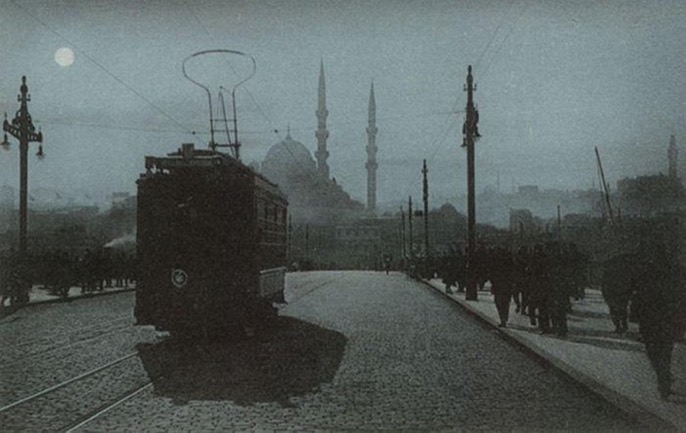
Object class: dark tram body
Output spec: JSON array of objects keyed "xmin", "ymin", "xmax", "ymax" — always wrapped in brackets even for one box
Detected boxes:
[{"xmin": 134, "ymin": 143, "xmax": 288, "ymax": 335}]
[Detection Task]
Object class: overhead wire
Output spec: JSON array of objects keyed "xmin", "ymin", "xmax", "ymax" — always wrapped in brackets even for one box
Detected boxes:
[
  {"xmin": 474, "ymin": 0, "xmax": 517, "ymax": 71},
  {"xmin": 34, "ymin": 120, "xmax": 207, "ymax": 135},
  {"xmin": 184, "ymin": 3, "xmax": 279, "ymax": 134},
  {"xmin": 33, "ymin": 110, "xmax": 457, "ymax": 141},
  {"xmin": 479, "ymin": 0, "xmax": 531, "ymax": 81},
  {"xmin": 401, "ymin": 0, "xmax": 522, "ymax": 200},
  {"xmin": 183, "ymin": 3, "xmax": 329, "ymax": 191},
  {"xmin": 7, "ymin": 0, "xmax": 204, "ymax": 148},
  {"xmin": 10, "ymin": 0, "xmax": 529, "ymax": 207},
  {"xmin": 183, "ymin": 2, "xmax": 378, "ymax": 195}
]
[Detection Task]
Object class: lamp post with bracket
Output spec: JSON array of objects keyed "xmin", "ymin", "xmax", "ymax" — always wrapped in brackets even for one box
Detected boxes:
[{"xmin": 2, "ymin": 76, "xmax": 44, "ymax": 303}]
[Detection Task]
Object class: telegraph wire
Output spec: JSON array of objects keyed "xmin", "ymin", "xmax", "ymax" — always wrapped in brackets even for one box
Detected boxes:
[
  {"xmin": 183, "ymin": 2, "xmax": 279, "ymax": 135},
  {"xmin": 411, "ymin": 1, "xmax": 530, "ymax": 197},
  {"xmin": 183, "ymin": 2, "xmax": 326, "ymax": 188},
  {"xmin": 474, "ymin": 0, "xmax": 517, "ymax": 71},
  {"xmin": 7, "ymin": 0, "xmax": 204, "ymax": 148},
  {"xmin": 401, "ymin": 0, "xmax": 527, "ymax": 199},
  {"xmin": 480, "ymin": 0, "xmax": 531, "ymax": 81},
  {"xmin": 34, "ymin": 110, "xmax": 459, "ymax": 138},
  {"xmin": 34, "ymin": 119, "xmax": 264, "ymax": 136}
]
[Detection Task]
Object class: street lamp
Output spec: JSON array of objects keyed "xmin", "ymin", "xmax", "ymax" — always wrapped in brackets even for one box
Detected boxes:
[
  {"xmin": 3, "ymin": 76, "xmax": 44, "ymax": 304},
  {"xmin": 1, "ymin": 133, "xmax": 10, "ymax": 151}
]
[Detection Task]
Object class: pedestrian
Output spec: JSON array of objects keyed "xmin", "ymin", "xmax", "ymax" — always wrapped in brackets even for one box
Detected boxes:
[
  {"xmin": 528, "ymin": 244, "xmax": 551, "ymax": 333},
  {"xmin": 548, "ymin": 243, "xmax": 571, "ymax": 337},
  {"xmin": 441, "ymin": 251, "xmax": 459, "ymax": 294},
  {"xmin": 490, "ymin": 248, "xmax": 514, "ymax": 327},
  {"xmin": 602, "ymin": 253, "xmax": 636, "ymax": 334},
  {"xmin": 633, "ymin": 243, "xmax": 681, "ymax": 400}
]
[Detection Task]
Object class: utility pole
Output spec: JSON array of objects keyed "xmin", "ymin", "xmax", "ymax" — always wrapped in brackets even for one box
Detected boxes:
[
  {"xmin": 422, "ymin": 159, "xmax": 430, "ymax": 269},
  {"xmin": 400, "ymin": 206, "xmax": 406, "ymax": 263},
  {"xmin": 3, "ymin": 76, "xmax": 44, "ymax": 304},
  {"xmin": 408, "ymin": 196, "xmax": 413, "ymax": 260},
  {"xmin": 287, "ymin": 215, "xmax": 292, "ymax": 266},
  {"xmin": 462, "ymin": 65, "xmax": 480, "ymax": 301},
  {"xmin": 305, "ymin": 224, "xmax": 310, "ymax": 266}
]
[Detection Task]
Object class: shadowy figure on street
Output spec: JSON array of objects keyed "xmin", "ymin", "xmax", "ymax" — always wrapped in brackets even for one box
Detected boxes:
[
  {"xmin": 490, "ymin": 247, "xmax": 514, "ymax": 327},
  {"xmin": 527, "ymin": 244, "xmax": 551, "ymax": 333},
  {"xmin": 511, "ymin": 247, "xmax": 529, "ymax": 315},
  {"xmin": 1, "ymin": 249, "xmax": 31, "ymax": 306},
  {"xmin": 632, "ymin": 243, "xmax": 683, "ymax": 400},
  {"xmin": 601, "ymin": 253, "xmax": 638, "ymax": 334},
  {"xmin": 441, "ymin": 248, "xmax": 465, "ymax": 295},
  {"xmin": 549, "ymin": 243, "xmax": 574, "ymax": 337}
]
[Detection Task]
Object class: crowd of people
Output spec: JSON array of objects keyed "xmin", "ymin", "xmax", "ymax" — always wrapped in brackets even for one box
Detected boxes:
[
  {"xmin": 431, "ymin": 240, "xmax": 686, "ymax": 400},
  {"xmin": 436, "ymin": 242, "xmax": 587, "ymax": 336},
  {"xmin": 0, "ymin": 247, "xmax": 136, "ymax": 306}
]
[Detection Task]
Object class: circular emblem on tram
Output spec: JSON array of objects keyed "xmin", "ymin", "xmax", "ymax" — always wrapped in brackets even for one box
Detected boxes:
[{"xmin": 171, "ymin": 268, "xmax": 189, "ymax": 288}]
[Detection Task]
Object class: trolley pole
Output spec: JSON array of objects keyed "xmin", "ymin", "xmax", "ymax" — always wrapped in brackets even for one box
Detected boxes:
[{"xmin": 462, "ymin": 66, "xmax": 480, "ymax": 301}]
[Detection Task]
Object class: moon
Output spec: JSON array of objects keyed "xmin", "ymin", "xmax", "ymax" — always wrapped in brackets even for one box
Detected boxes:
[{"xmin": 54, "ymin": 47, "xmax": 75, "ymax": 67}]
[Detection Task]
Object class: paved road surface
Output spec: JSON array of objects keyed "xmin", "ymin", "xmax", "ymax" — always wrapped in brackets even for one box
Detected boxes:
[{"xmin": 1, "ymin": 271, "xmax": 645, "ymax": 431}]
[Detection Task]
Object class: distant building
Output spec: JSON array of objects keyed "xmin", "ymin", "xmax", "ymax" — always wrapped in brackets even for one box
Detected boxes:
[
  {"xmin": 261, "ymin": 132, "xmax": 363, "ymax": 225},
  {"xmin": 111, "ymin": 192, "xmax": 136, "ymax": 211},
  {"xmin": 518, "ymin": 185, "xmax": 540, "ymax": 195},
  {"xmin": 616, "ymin": 135, "xmax": 684, "ymax": 217},
  {"xmin": 617, "ymin": 174, "xmax": 684, "ymax": 217},
  {"xmin": 509, "ymin": 208, "xmax": 546, "ymax": 243}
]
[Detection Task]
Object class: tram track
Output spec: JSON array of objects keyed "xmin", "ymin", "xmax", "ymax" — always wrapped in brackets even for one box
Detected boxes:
[
  {"xmin": 62, "ymin": 382, "xmax": 153, "ymax": 433},
  {"xmin": 1, "ymin": 315, "xmax": 131, "ymax": 351},
  {"xmin": 0, "ymin": 321, "xmax": 138, "ymax": 364},
  {"xmin": 0, "ymin": 351, "xmax": 151, "ymax": 432}
]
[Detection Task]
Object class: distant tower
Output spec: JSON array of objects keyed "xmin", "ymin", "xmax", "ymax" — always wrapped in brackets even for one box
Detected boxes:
[
  {"xmin": 366, "ymin": 82, "xmax": 378, "ymax": 212},
  {"xmin": 315, "ymin": 60, "xmax": 330, "ymax": 179},
  {"xmin": 668, "ymin": 134, "xmax": 678, "ymax": 179}
]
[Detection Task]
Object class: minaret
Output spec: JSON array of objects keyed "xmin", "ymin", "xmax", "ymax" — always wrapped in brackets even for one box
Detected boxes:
[
  {"xmin": 366, "ymin": 82, "xmax": 378, "ymax": 212},
  {"xmin": 315, "ymin": 60, "xmax": 330, "ymax": 179},
  {"xmin": 668, "ymin": 134, "xmax": 678, "ymax": 179}
]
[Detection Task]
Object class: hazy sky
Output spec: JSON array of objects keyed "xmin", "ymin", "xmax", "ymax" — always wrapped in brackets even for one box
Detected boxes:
[{"xmin": 1, "ymin": 0, "xmax": 684, "ymax": 207}]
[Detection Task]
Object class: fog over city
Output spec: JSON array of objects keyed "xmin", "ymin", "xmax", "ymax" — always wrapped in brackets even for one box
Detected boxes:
[{"xmin": 1, "ymin": 0, "xmax": 684, "ymax": 210}]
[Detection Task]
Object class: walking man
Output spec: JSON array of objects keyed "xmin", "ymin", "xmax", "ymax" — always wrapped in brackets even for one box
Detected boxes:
[{"xmin": 633, "ymin": 243, "xmax": 681, "ymax": 400}]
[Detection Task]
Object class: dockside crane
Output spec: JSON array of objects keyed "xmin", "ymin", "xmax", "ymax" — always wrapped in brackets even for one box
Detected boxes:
[{"xmin": 595, "ymin": 146, "xmax": 614, "ymax": 225}]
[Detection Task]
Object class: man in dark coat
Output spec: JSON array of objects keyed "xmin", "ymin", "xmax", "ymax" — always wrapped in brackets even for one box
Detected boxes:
[
  {"xmin": 548, "ymin": 244, "xmax": 571, "ymax": 337},
  {"xmin": 490, "ymin": 248, "xmax": 514, "ymax": 327},
  {"xmin": 633, "ymin": 244, "xmax": 681, "ymax": 400},
  {"xmin": 528, "ymin": 245, "xmax": 551, "ymax": 333}
]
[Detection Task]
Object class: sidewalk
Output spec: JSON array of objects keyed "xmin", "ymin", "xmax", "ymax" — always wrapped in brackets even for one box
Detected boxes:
[{"xmin": 424, "ymin": 278, "xmax": 686, "ymax": 431}]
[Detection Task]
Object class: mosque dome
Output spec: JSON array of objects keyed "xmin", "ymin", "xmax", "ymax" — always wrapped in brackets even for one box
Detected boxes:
[
  {"xmin": 262, "ymin": 133, "xmax": 317, "ymax": 186},
  {"xmin": 439, "ymin": 202, "xmax": 459, "ymax": 217}
]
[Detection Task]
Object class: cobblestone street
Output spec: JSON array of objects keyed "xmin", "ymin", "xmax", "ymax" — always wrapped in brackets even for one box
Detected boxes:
[{"xmin": 0, "ymin": 271, "xmax": 647, "ymax": 431}]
